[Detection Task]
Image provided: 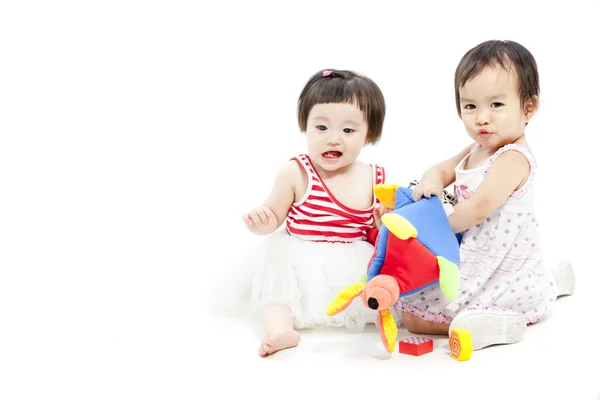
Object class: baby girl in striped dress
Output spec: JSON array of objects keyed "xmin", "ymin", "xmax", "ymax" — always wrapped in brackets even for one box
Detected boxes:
[
  {"xmin": 237, "ymin": 69, "xmax": 389, "ymax": 356},
  {"xmin": 403, "ymin": 40, "xmax": 575, "ymax": 350}
]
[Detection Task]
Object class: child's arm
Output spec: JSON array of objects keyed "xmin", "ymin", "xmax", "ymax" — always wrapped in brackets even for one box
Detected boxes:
[
  {"xmin": 373, "ymin": 204, "xmax": 392, "ymax": 229},
  {"xmin": 412, "ymin": 144, "xmax": 473, "ymax": 201},
  {"xmin": 242, "ymin": 160, "xmax": 300, "ymax": 236},
  {"xmin": 448, "ymin": 150, "xmax": 530, "ymax": 233}
]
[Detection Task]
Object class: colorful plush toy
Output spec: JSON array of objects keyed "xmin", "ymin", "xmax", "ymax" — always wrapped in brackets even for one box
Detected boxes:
[{"xmin": 326, "ymin": 184, "xmax": 461, "ymax": 353}]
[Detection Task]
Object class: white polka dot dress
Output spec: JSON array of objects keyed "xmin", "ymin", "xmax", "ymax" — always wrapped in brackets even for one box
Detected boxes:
[{"xmin": 396, "ymin": 144, "xmax": 557, "ymax": 324}]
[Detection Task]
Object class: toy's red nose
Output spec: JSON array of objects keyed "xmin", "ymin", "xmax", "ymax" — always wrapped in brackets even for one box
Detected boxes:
[{"xmin": 362, "ymin": 275, "xmax": 400, "ymax": 310}]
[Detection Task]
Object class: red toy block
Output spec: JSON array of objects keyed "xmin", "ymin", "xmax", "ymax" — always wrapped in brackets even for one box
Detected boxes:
[{"xmin": 398, "ymin": 336, "xmax": 433, "ymax": 356}]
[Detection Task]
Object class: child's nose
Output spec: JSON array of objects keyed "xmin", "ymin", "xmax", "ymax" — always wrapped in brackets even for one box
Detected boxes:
[
  {"xmin": 326, "ymin": 131, "xmax": 342, "ymax": 145},
  {"xmin": 476, "ymin": 110, "xmax": 491, "ymax": 125}
]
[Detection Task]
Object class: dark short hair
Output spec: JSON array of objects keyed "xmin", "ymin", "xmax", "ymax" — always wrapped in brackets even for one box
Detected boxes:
[
  {"xmin": 297, "ymin": 69, "xmax": 386, "ymax": 144},
  {"xmin": 454, "ymin": 40, "xmax": 540, "ymax": 117}
]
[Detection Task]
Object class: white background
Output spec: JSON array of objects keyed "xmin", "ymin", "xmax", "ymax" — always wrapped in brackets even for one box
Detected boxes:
[{"xmin": 1, "ymin": 1, "xmax": 599, "ymax": 399}]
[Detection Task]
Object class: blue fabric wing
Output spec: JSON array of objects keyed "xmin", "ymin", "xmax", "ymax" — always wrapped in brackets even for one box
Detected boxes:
[
  {"xmin": 367, "ymin": 227, "xmax": 388, "ymax": 281},
  {"xmin": 394, "ymin": 187, "xmax": 460, "ymax": 266}
]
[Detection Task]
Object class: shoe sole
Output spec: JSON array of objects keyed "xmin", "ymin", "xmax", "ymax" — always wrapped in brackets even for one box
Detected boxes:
[
  {"xmin": 552, "ymin": 260, "xmax": 575, "ymax": 297},
  {"xmin": 449, "ymin": 310, "xmax": 526, "ymax": 350}
]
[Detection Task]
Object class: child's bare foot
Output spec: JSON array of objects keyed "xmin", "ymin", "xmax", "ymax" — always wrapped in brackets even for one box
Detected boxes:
[{"xmin": 258, "ymin": 329, "xmax": 300, "ymax": 357}]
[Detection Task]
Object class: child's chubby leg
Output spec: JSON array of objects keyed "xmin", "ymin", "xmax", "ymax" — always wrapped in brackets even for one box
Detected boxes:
[
  {"xmin": 401, "ymin": 312, "xmax": 449, "ymax": 335},
  {"xmin": 258, "ymin": 304, "xmax": 301, "ymax": 357}
]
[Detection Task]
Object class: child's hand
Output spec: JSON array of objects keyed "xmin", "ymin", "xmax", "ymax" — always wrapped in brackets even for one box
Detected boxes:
[
  {"xmin": 243, "ymin": 206, "xmax": 278, "ymax": 235},
  {"xmin": 374, "ymin": 204, "xmax": 392, "ymax": 229},
  {"xmin": 412, "ymin": 181, "xmax": 443, "ymax": 201}
]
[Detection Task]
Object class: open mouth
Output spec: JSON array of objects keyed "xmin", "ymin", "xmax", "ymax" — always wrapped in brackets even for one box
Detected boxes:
[{"xmin": 322, "ymin": 151, "xmax": 342, "ymax": 159}]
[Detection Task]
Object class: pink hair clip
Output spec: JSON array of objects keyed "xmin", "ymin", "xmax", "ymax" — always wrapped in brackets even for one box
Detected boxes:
[{"xmin": 323, "ymin": 70, "xmax": 332, "ymax": 77}]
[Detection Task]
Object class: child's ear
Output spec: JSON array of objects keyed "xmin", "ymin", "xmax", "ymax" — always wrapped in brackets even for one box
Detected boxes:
[{"xmin": 524, "ymin": 96, "xmax": 539, "ymax": 121}]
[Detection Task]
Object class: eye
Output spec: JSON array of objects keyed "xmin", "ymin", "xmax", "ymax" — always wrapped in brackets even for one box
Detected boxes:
[
  {"xmin": 343, "ymin": 128, "xmax": 355, "ymax": 134},
  {"xmin": 316, "ymin": 125, "xmax": 327, "ymax": 131},
  {"xmin": 491, "ymin": 102, "xmax": 504, "ymax": 108},
  {"xmin": 464, "ymin": 104, "xmax": 475, "ymax": 110}
]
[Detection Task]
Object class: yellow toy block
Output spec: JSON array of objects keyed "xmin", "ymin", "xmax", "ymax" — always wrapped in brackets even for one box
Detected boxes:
[{"xmin": 449, "ymin": 328, "xmax": 472, "ymax": 361}]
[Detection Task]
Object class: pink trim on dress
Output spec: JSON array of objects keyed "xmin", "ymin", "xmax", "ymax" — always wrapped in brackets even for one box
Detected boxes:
[
  {"xmin": 483, "ymin": 144, "xmax": 537, "ymax": 199},
  {"xmin": 399, "ymin": 302, "xmax": 543, "ymax": 325},
  {"xmin": 397, "ymin": 303, "xmax": 453, "ymax": 324},
  {"xmin": 469, "ymin": 143, "xmax": 537, "ymax": 199}
]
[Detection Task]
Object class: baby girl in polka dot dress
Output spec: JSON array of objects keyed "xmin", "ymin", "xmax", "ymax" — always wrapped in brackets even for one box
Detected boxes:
[{"xmin": 401, "ymin": 40, "xmax": 575, "ymax": 351}]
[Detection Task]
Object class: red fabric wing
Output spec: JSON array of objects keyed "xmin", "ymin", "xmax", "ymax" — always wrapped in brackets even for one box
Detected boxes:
[{"xmin": 379, "ymin": 234, "xmax": 439, "ymax": 294}]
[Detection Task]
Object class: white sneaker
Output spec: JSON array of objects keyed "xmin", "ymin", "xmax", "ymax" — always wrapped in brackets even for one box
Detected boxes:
[
  {"xmin": 551, "ymin": 260, "xmax": 575, "ymax": 297},
  {"xmin": 448, "ymin": 309, "xmax": 527, "ymax": 350}
]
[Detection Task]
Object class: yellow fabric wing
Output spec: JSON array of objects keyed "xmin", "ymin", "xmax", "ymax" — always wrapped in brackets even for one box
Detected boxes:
[
  {"xmin": 379, "ymin": 309, "xmax": 398, "ymax": 353},
  {"xmin": 381, "ymin": 213, "xmax": 417, "ymax": 240},
  {"xmin": 326, "ymin": 282, "xmax": 365, "ymax": 316}
]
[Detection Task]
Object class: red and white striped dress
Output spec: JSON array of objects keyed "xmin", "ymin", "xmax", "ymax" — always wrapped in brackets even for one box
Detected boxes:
[
  {"xmin": 232, "ymin": 154, "xmax": 387, "ymax": 331},
  {"xmin": 285, "ymin": 154, "xmax": 385, "ymax": 244}
]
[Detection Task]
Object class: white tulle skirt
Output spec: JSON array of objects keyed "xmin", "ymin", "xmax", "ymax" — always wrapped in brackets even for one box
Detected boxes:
[{"xmin": 214, "ymin": 228, "xmax": 378, "ymax": 331}]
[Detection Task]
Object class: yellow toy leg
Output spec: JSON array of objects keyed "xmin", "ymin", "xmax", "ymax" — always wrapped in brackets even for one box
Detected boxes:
[
  {"xmin": 449, "ymin": 328, "xmax": 472, "ymax": 361},
  {"xmin": 378, "ymin": 309, "xmax": 398, "ymax": 353},
  {"xmin": 326, "ymin": 282, "xmax": 365, "ymax": 316}
]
